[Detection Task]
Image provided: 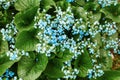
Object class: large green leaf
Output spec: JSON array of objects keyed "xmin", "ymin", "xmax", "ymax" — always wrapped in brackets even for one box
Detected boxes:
[
  {"xmin": 0, "ymin": 41, "xmax": 8, "ymax": 54},
  {"xmin": 90, "ymin": 13, "xmax": 101, "ymax": 23},
  {"xmin": 0, "ymin": 53, "xmax": 20, "ymax": 76},
  {"xmin": 100, "ymin": 4, "xmax": 120, "ymax": 23},
  {"xmin": 91, "ymin": 33, "xmax": 102, "ymax": 50},
  {"xmin": 14, "ymin": 7, "xmax": 38, "ymax": 31},
  {"xmin": 15, "ymin": 29, "xmax": 39, "ymax": 51},
  {"xmin": 84, "ymin": 1, "xmax": 100, "ymax": 11},
  {"xmin": 98, "ymin": 49, "xmax": 113, "ymax": 70},
  {"xmin": 40, "ymin": 0, "xmax": 56, "ymax": 11},
  {"xmin": 15, "ymin": 0, "xmax": 40, "ymax": 11},
  {"xmin": 18, "ymin": 52, "xmax": 48, "ymax": 80},
  {"xmin": 72, "ymin": 7, "xmax": 88, "ymax": 21},
  {"xmin": 74, "ymin": 0, "xmax": 85, "ymax": 6},
  {"xmin": 57, "ymin": 49, "xmax": 73, "ymax": 62},
  {"xmin": 109, "ymin": 32, "xmax": 118, "ymax": 41},
  {"xmin": 92, "ymin": 70, "xmax": 120, "ymax": 80},
  {"xmin": 0, "ymin": 34, "xmax": 8, "ymax": 54},
  {"xmin": 56, "ymin": 1, "xmax": 70, "ymax": 11},
  {"xmin": 44, "ymin": 59, "xmax": 64, "ymax": 78},
  {"xmin": 74, "ymin": 48, "xmax": 92, "ymax": 77}
]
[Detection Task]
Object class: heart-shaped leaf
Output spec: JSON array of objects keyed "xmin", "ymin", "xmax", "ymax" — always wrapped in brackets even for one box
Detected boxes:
[
  {"xmin": 15, "ymin": 29, "xmax": 39, "ymax": 51},
  {"xmin": 40, "ymin": 0, "xmax": 56, "ymax": 11},
  {"xmin": 44, "ymin": 59, "xmax": 64, "ymax": 78},
  {"xmin": 72, "ymin": 7, "xmax": 88, "ymax": 21},
  {"xmin": 91, "ymin": 70, "xmax": 120, "ymax": 80},
  {"xmin": 14, "ymin": 7, "xmax": 38, "ymax": 31},
  {"xmin": 100, "ymin": 4, "xmax": 120, "ymax": 23},
  {"xmin": 57, "ymin": 49, "xmax": 73, "ymax": 62},
  {"xmin": 18, "ymin": 52, "xmax": 48, "ymax": 80},
  {"xmin": 0, "ymin": 34, "xmax": 8, "ymax": 54},
  {"xmin": 98, "ymin": 49, "xmax": 113, "ymax": 70},
  {"xmin": 74, "ymin": 48, "xmax": 92, "ymax": 77},
  {"xmin": 15, "ymin": 0, "xmax": 40, "ymax": 11},
  {"xmin": 0, "ymin": 53, "xmax": 20, "ymax": 76}
]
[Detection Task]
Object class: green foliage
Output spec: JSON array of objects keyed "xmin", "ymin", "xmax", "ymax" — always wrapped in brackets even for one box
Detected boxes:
[
  {"xmin": 40, "ymin": 0, "xmax": 56, "ymax": 11},
  {"xmin": 74, "ymin": 48, "xmax": 92, "ymax": 77},
  {"xmin": 0, "ymin": 53, "xmax": 20, "ymax": 76},
  {"xmin": 56, "ymin": 49, "xmax": 73, "ymax": 62},
  {"xmin": 44, "ymin": 58, "xmax": 64, "ymax": 78},
  {"xmin": 15, "ymin": 0, "xmax": 40, "ymax": 11},
  {"xmin": 0, "ymin": 34, "xmax": 8, "ymax": 54},
  {"xmin": 18, "ymin": 52, "xmax": 48, "ymax": 80},
  {"xmin": 91, "ymin": 33, "xmax": 102, "ymax": 50},
  {"xmin": 99, "ymin": 49, "xmax": 113, "ymax": 70},
  {"xmin": 56, "ymin": 0, "xmax": 70, "ymax": 11},
  {"xmin": 89, "ymin": 12, "xmax": 101, "ymax": 23},
  {"xmin": 100, "ymin": 4, "xmax": 120, "ymax": 22},
  {"xmin": 92, "ymin": 70, "xmax": 120, "ymax": 80},
  {"xmin": 14, "ymin": 7, "xmax": 38, "ymax": 31},
  {"xmin": 74, "ymin": 0, "xmax": 85, "ymax": 6},
  {"xmin": 72, "ymin": 7, "xmax": 88, "ymax": 21},
  {"xmin": 15, "ymin": 29, "xmax": 39, "ymax": 51}
]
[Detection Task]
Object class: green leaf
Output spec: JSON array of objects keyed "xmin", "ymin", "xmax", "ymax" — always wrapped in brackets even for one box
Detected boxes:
[
  {"xmin": 84, "ymin": 2, "xmax": 100, "ymax": 11},
  {"xmin": 75, "ymin": 0, "xmax": 85, "ymax": 6},
  {"xmin": 0, "ymin": 53, "xmax": 20, "ymax": 76},
  {"xmin": 0, "ymin": 41, "xmax": 8, "ymax": 54},
  {"xmin": 72, "ymin": 7, "xmax": 88, "ymax": 21},
  {"xmin": 100, "ymin": 4, "xmax": 120, "ymax": 23},
  {"xmin": 92, "ymin": 70, "xmax": 120, "ymax": 80},
  {"xmin": 44, "ymin": 59, "xmax": 64, "ymax": 78},
  {"xmin": 91, "ymin": 33, "xmax": 102, "ymax": 50},
  {"xmin": 40, "ymin": 0, "xmax": 56, "ymax": 11},
  {"xmin": 57, "ymin": 49, "xmax": 73, "ymax": 62},
  {"xmin": 56, "ymin": 1, "xmax": 70, "ymax": 11},
  {"xmin": 0, "ymin": 34, "xmax": 8, "ymax": 54},
  {"xmin": 15, "ymin": 0, "xmax": 40, "ymax": 11},
  {"xmin": 109, "ymin": 32, "xmax": 118, "ymax": 41},
  {"xmin": 18, "ymin": 52, "xmax": 48, "ymax": 80},
  {"xmin": 98, "ymin": 49, "xmax": 113, "ymax": 70},
  {"xmin": 74, "ymin": 48, "xmax": 92, "ymax": 77},
  {"xmin": 14, "ymin": 7, "xmax": 38, "ymax": 31},
  {"xmin": 90, "ymin": 13, "xmax": 101, "ymax": 23},
  {"xmin": 15, "ymin": 29, "xmax": 39, "ymax": 51}
]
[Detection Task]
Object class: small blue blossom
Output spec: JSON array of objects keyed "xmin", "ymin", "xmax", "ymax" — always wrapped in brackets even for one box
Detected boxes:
[
  {"xmin": 0, "ymin": 77, "xmax": 2, "ymax": 80},
  {"xmin": 98, "ymin": 0, "xmax": 118, "ymax": 7},
  {"xmin": 66, "ymin": 0, "xmax": 74, "ymax": 2},
  {"xmin": 0, "ymin": 0, "xmax": 17, "ymax": 9},
  {"xmin": 0, "ymin": 69, "xmax": 15, "ymax": 80},
  {"xmin": 10, "ymin": 53, "xmax": 18, "ymax": 60}
]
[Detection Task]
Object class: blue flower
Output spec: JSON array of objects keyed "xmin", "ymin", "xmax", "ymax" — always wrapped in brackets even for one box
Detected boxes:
[
  {"xmin": 10, "ymin": 53, "xmax": 18, "ymax": 60},
  {"xmin": 0, "ymin": 77, "xmax": 2, "ymax": 80},
  {"xmin": 9, "ymin": 71, "xmax": 14, "ymax": 77},
  {"xmin": 66, "ymin": 0, "xmax": 74, "ymax": 2}
]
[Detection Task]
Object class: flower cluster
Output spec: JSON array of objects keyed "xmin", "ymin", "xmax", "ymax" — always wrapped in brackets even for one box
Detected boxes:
[
  {"xmin": 34, "ymin": 6, "xmax": 120, "ymax": 79},
  {"xmin": 62, "ymin": 62, "xmax": 79, "ymax": 79},
  {"xmin": 87, "ymin": 42, "xmax": 104, "ymax": 79},
  {"xmin": 0, "ymin": 21, "xmax": 29, "ymax": 60},
  {"xmin": 6, "ymin": 49, "xmax": 29, "ymax": 60},
  {"xmin": 34, "ymin": 7, "xmax": 87, "ymax": 58},
  {"xmin": 0, "ymin": 69, "xmax": 23, "ymax": 80},
  {"xmin": 87, "ymin": 65, "xmax": 104, "ymax": 79},
  {"xmin": 1, "ymin": 20, "xmax": 17, "ymax": 50},
  {"xmin": 0, "ymin": 0, "xmax": 17, "ymax": 9},
  {"xmin": 0, "ymin": 69, "xmax": 14, "ymax": 80},
  {"xmin": 100, "ymin": 21, "xmax": 117, "ymax": 36},
  {"xmin": 98, "ymin": 0, "xmax": 118, "ymax": 7}
]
